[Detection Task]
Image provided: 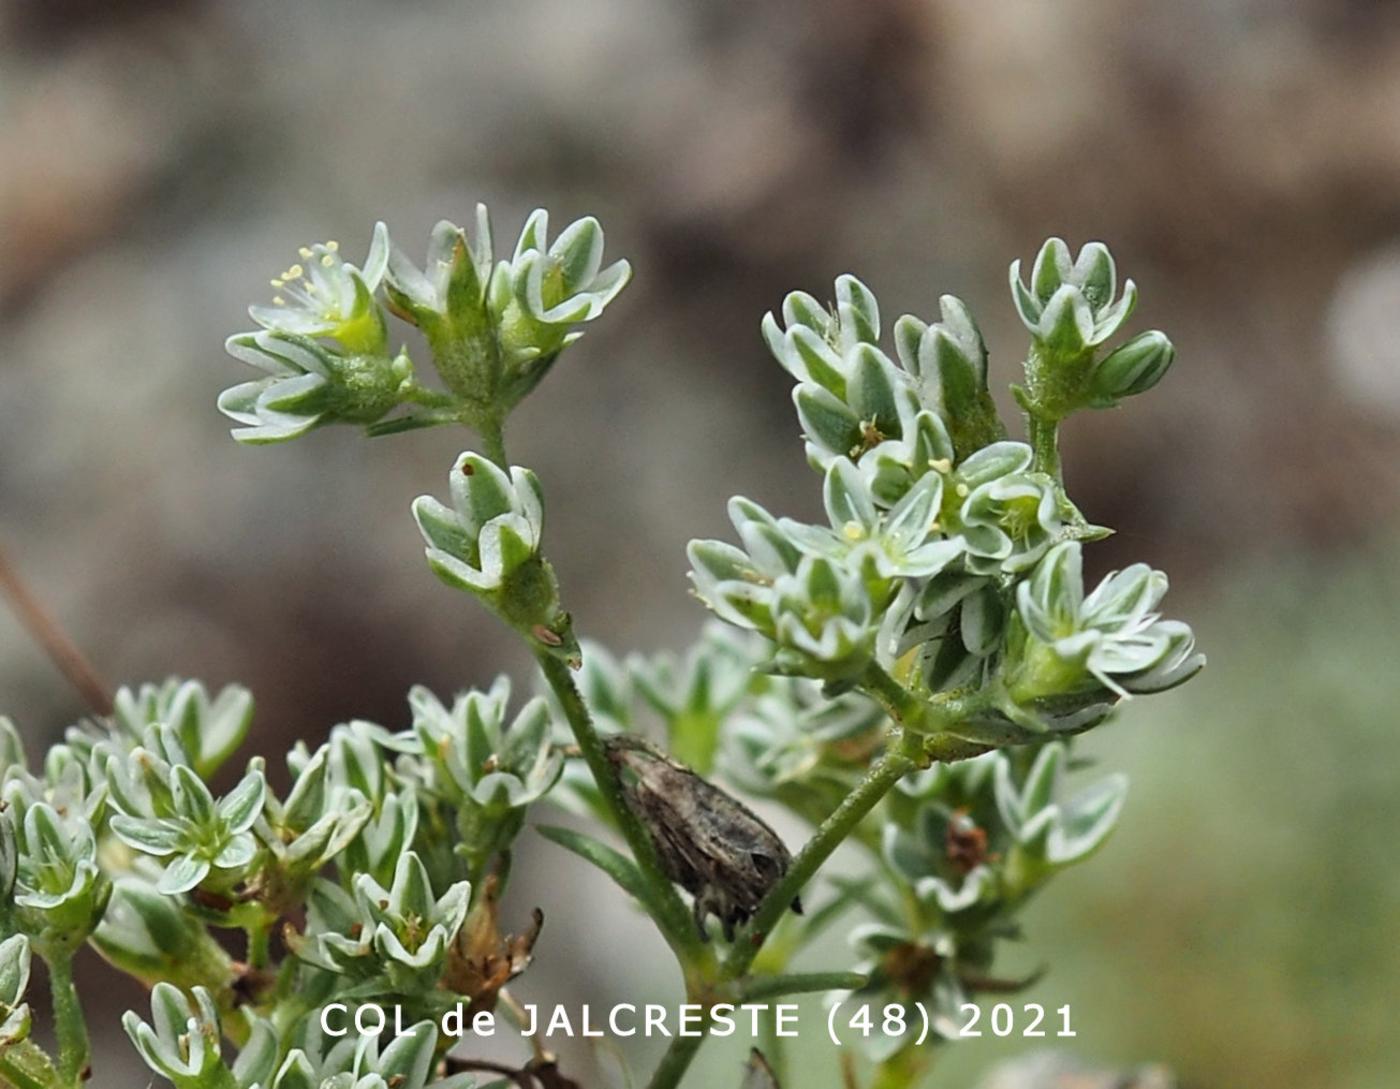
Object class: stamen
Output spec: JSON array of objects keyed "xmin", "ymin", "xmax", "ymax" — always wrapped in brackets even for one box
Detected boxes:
[
  {"xmin": 270, "ymin": 279, "xmax": 284, "ymax": 288},
  {"xmin": 298, "ymin": 246, "xmax": 313, "ymax": 259},
  {"xmin": 326, "ymin": 240, "xmax": 340, "ymax": 252},
  {"xmin": 286, "ymin": 264, "xmax": 304, "ymax": 280},
  {"xmin": 272, "ymin": 296, "xmax": 286, "ymax": 305},
  {"xmin": 321, "ymin": 254, "xmax": 335, "ymax": 267}
]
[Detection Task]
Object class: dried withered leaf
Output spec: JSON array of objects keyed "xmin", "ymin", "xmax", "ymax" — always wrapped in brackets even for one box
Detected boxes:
[
  {"xmin": 443, "ymin": 873, "xmax": 544, "ymax": 1013},
  {"xmin": 604, "ymin": 735, "xmax": 800, "ymax": 941}
]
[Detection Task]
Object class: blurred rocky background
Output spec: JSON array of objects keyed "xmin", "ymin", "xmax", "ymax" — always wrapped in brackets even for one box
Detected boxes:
[{"xmin": 1, "ymin": 0, "xmax": 1398, "ymax": 1086}]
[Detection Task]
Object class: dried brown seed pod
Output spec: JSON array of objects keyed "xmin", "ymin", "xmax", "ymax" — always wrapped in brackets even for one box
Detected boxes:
[{"xmin": 603, "ymin": 735, "xmax": 801, "ymax": 941}]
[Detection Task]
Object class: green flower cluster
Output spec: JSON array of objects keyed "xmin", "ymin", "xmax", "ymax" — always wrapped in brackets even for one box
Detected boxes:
[
  {"xmin": 220, "ymin": 210, "xmax": 630, "ymax": 444},
  {"xmin": 0, "ymin": 673, "xmax": 561, "ymax": 1089},
  {"xmin": 690, "ymin": 251, "xmax": 1200, "ymax": 755},
  {"xmin": 123, "ymin": 985, "xmax": 470, "ymax": 1089},
  {"xmin": 1, "ymin": 210, "xmax": 1200, "ymax": 1089}
]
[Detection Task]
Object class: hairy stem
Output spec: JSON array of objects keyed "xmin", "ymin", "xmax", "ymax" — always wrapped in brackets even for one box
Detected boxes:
[
  {"xmin": 1027, "ymin": 412, "xmax": 1062, "ymax": 482},
  {"xmin": 479, "ymin": 415, "xmax": 509, "ymax": 469},
  {"xmin": 534, "ymin": 650, "xmax": 709, "ymax": 973},
  {"xmin": 46, "ymin": 954, "xmax": 88, "ymax": 1088}
]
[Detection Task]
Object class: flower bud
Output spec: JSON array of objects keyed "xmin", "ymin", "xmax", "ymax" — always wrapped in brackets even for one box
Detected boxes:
[
  {"xmin": 413, "ymin": 453, "xmax": 576, "ymax": 660},
  {"xmin": 1088, "ymin": 330, "xmax": 1174, "ymax": 403}
]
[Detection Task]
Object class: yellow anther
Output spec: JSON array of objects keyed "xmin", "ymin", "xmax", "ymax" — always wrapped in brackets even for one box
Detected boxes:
[
  {"xmin": 270, "ymin": 278, "xmax": 284, "ymax": 288},
  {"xmin": 956, "ymin": 483, "xmax": 970, "ymax": 498},
  {"xmin": 272, "ymin": 296, "xmax": 286, "ymax": 305},
  {"xmin": 928, "ymin": 458, "xmax": 952, "ymax": 474},
  {"xmin": 321, "ymin": 254, "xmax": 335, "ymax": 267},
  {"xmin": 298, "ymin": 246, "xmax": 313, "ymax": 259},
  {"xmin": 287, "ymin": 264, "xmax": 304, "ymax": 279},
  {"xmin": 842, "ymin": 521, "xmax": 866, "ymax": 542},
  {"xmin": 326, "ymin": 240, "xmax": 340, "ymax": 252}
]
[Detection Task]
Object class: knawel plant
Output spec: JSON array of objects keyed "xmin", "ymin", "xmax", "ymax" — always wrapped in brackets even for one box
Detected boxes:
[{"xmin": 0, "ymin": 212, "xmax": 1200, "ymax": 1089}]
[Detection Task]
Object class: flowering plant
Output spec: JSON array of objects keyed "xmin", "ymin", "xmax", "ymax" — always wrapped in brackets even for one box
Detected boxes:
[{"xmin": 0, "ymin": 216, "xmax": 1198, "ymax": 1089}]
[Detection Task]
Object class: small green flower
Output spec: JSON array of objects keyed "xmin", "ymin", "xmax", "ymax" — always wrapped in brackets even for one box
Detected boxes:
[
  {"xmin": 244, "ymin": 1018, "xmax": 358, "ymax": 1089},
  {"xmin": 1006, "ymin": 540, "xmax": 1204, "ymax": 703},
  {"xmin": 720, "ymin": 682, "xmax": 885, "ymax": 823},
  {"xmin": 494, "ymin": 209, "xmax": 633, "ymax": 369},
  {"xmin": 783, "ymin": 459, "xmax": 963, "ymax": 583},
  {"xmin": 992, "ymin": 742, "xmax": 1129, "ymax": 889},
  {"xmin": 249, "ymin": 225, "xmax": 390, "ymax": 353},
  {"xmin": 411, "ymin": 680, "xmax": 561, "ymax": 810},
  {"xmin": 626, "ymin": 622, "xmax": 763, "ymax": 773},
  {"xmin": 385, "ymin": 209, "xmax": 494, "ymax": 333},
  {"xmin": 107, "ymin": 678, "xmax": 253, "ymax": 780},
  {"xmin": 293, "ymin": 852, "xmax": 469, "ymax": 980},
  {"xmin": 0, "ymin": 934, "xmax": 32, "ymax": 1045},
  {"xmin": 319, "ymin": 1021, "xmax": 466, "ymax": 1089},
  {"xmin": 844, "ymin": 924, "xmax": 967, "ymax": 1057},
  {"xmin": 413, "ymin": 452, "xmax": 545, "ymax": 594},
  {"xmin": 1010, "ymin": 238, "xmax": 1137, "ymax": 358},
  {"xmin": 2, "ymin": 720, "xmax": 106, "ymax": 836},
  {"xmin": 287, "ymin": 721, "xmax": 418, "ymax": 889},
  {"xmin": 957, "ymin": 470, "xmax": 1061, "ymax": 576},
  {"xmin": 110, "ymin": 764, "xmax": 265, "ymax": 894},
  {"xmin": 409, "ymin": 679, "xmax": 562, "ymax": 874},
  {"xmin": 768, "ymin": 554, "xmax": 879, "ymax": 682},
  {"xmin": 122, "ymin": 983, "xmax": 233, "ymax": 1089},
  {"xmin": 220, "ymin": 331, "xmax": 414, "ymax": 444},
  {"xmin": 414, "ymin": 452, "xmax": 575, "ymax": 657},
  {"xmin": 893, "ymin": 294, "xmax": 1006, "ymax": 459},
  {"xmin": 258, "ymin": 743, "xmax": 373, "ymax": 890},
  {"xmin": 11, "ymin": 800, "xmax": 111, "ymax": 948}
]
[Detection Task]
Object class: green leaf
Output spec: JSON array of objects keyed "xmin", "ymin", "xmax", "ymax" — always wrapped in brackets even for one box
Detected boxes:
[{"xmin": 535, "ymin": 824, "xmax": 663, "ymax": 920}]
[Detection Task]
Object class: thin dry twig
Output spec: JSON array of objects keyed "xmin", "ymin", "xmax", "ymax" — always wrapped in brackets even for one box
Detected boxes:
[{"xmin": 0, "ymin": 540, "xmax": 112, "ymax": 715}]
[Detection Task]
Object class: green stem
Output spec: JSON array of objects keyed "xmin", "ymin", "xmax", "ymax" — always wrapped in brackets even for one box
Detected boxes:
[
  {"xmin": 723, "ymin": 745, "xmax": 915, "ymax": 982},
  {"xmin": 1027, "ymin": 412, "xmax": 1061, "ymax": 482},
  {"xmin": 645, "ymin": 748, "xmax": 915, "ymax": 1089},
  {"xmin": 479, "ymin": 415, "xmax": 508, "ymax": 469},
  {"xmin": 860, "ymin": 664, "xmax": 926, "ymax": 728},
  {"xmin": 646, "ymin": 1033, "xmax": 708, "ymax": 1089},
  {"xmin": 860, "ymin": 663, "xmax": 995, "ymax": 762},
  {"xmin": 535, "ymin": 650, "xmax": 710, "ymax": 974},
  {"xmin": 46, "ymin": 954, "xmax": 87, "ymax": 1088},
  {"xmin": 246, "ymin": 919, "xmax": 270, "ymax": 972},
  {"xmin": 0, "ymin": 1042, "xmax": 60, "ymax": 1089}
]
